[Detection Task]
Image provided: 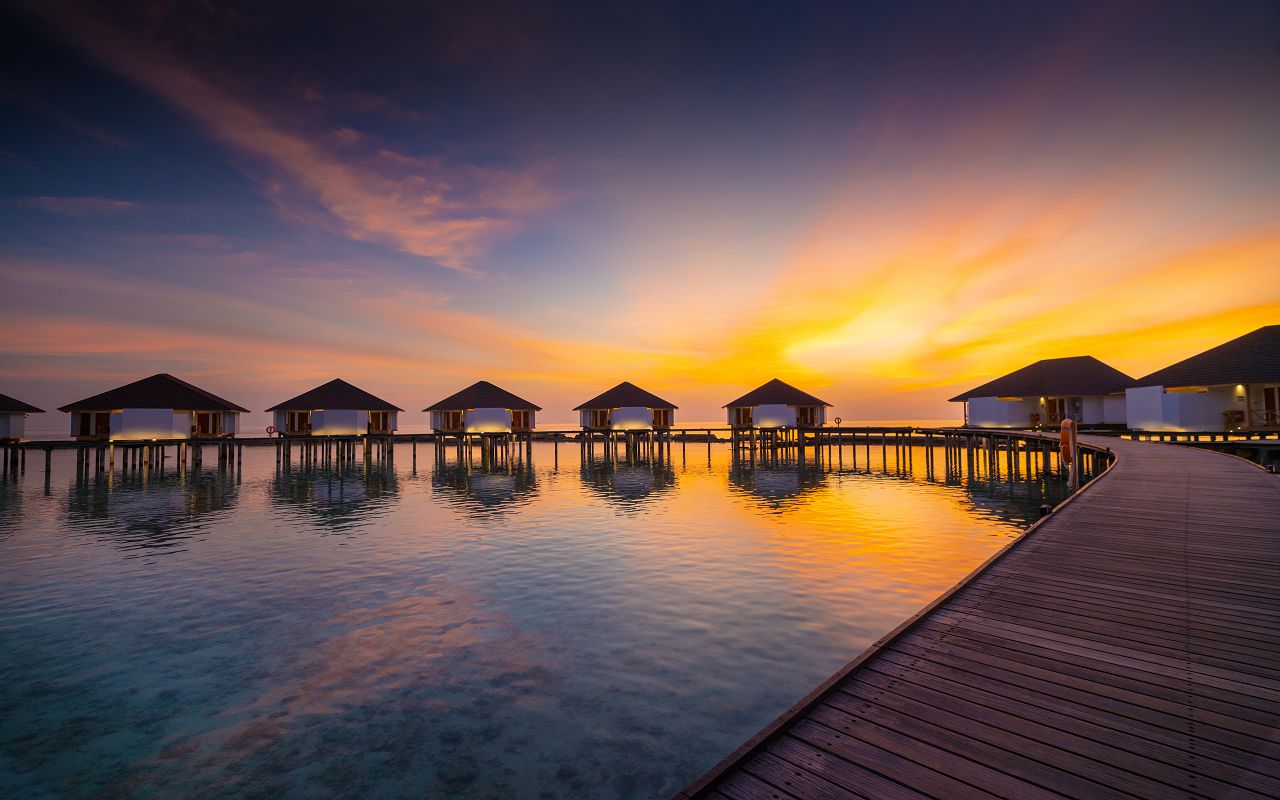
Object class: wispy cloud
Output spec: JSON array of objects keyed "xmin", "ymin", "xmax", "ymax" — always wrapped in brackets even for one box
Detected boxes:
[
  {"xmin": 0, "ymin": 86, "xmax": 133, "ymax": 148},
  {"xmin": 19, "ymin": 195, "xmax": 138, "ymax": 216},
  {"xmin": 31, "ymin": 4, "xmax": 556, "ymax": 275}
]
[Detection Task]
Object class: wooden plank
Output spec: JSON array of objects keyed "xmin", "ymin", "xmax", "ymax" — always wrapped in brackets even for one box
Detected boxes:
[
  {"xmin": 676, "ymin": 435, "xmax": 1280, "ymax": 800},
  {"xmin": 825, "ymin": 673, "xmax": 1279, "ymax": 798}
]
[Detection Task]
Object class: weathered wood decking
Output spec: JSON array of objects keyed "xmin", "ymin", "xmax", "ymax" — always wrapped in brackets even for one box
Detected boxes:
[{"xmin": 678, "ymin": 436, "xmax": 1280, "ymax": 799}]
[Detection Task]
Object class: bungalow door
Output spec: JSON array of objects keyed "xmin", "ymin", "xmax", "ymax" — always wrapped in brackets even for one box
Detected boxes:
[
  {"xmin": 195, "ymin": 412, "xmax": 222, "ymax": 437},
  {"xmin": 79, "ymin": 411, "xmax": 110, "ymax": 437},
  {"xmin": 441, "ymin": 410, "xmax": 463, "ymax": 431},
  {"xmin": 796, "ymin": 406, "xmax": 817, "ymax": 427},
  {"xmin": 733, "ymin": 407, "xmax": 752, "ymax": 428},
  {"xmin": 287, "ymin": 410, "xmax": 311, "ymax": 434},
  {"xmin": 652, "ymin": 408, "xmax": 671, "ymax": 429},
  {"xmin": 368, "ymin": 411, "xmax": 390, "ymax": 434},
  {"xmin": 511, "ymin": 410, "xmax": 532, "ymax": 431},
  {"xmin": 589, "ymin": 409, "xmax": 610, "ymax": 428},
  {"xmin": 1045, "ymin": 398, "xmax": 1066, "ymax": 426},
  {"xmin": 1265, "ymin": 387, "xmax": 1278, "ymax": 428}
]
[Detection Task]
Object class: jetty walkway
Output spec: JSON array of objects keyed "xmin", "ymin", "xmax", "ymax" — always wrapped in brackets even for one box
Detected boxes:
[{"xmin": 677, "ymin": 435, "xmax": 1280, "ymax": 799}]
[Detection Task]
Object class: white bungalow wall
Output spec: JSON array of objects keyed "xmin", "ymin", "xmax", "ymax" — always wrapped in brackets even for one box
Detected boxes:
[
  {"xmin": 1102, "ymin": 395, "xmax": 1128, "ymax": 424},
  {"xmin": 969, "ymin": 395, "xmax": 1126, "ymax": 428},
  {"xmin": 464, "ymin": 407, "xmax": 514, "ymax": 433},
  {"xmin": 0, "ymin": 413, "xmax": 24, "ymax": 440},
  {"xmin": 610, "ymin": 406, "xmax": 654, "ymax": 430},
  {"xmin": 109, "ymin": 408, "xmax": 183, "ymax": 440},
  {"xmin": 965, "ymin": 396, "xmax": 1035, "ymax": 428},
  {"xmin": 1126, "ymin": 385, "xmax": 1243, "ymax": 431},
  {"xmin": 753, "ymin": 403, "xmax": 799, "ymax": 428},
  {"xmin": 312, "ymin": 409, "xmax": 364, "ymax": 436}
]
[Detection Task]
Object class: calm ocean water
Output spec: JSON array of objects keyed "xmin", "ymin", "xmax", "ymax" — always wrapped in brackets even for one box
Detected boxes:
[{"xmin": 0, "ymin": 440, "xmax": 1087, "ymax": 799}]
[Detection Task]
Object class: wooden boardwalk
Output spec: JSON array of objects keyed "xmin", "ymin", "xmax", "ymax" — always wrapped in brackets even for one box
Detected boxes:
[{"xmin": 677, "ymin": 437, "xmax": 1280, "ymax": 800}]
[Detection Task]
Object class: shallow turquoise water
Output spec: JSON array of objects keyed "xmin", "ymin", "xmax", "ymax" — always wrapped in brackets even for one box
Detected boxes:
[{"xmin": 0, "ymin": 441, "xmax": 1088, "ymax": 798}]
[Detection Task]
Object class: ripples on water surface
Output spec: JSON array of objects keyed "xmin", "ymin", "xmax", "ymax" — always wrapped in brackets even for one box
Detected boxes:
[{"xmin": 0, "ymin": 441, "xmax": 1091, "ymax": 798}]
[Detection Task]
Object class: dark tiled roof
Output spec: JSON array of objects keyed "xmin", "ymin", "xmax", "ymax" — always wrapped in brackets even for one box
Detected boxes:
[
  {"xmin": 573, "ymin": 381, "xmax": 677, "ymax": 411},
  {"xmin": 266, "ymin": 378, "xmax": 403, "ymax": 411},
  {"xmin": 58, "ymin": 373, "xmax": 249, "ymax": 413},
  {"xmin": 424, "ymin": 381, "xmax": 541, "ymax": 412},
  {"xmin": 0, "ymin": 392, "xmax": 43, "ymax": 414},
  {"xmin": 724, "ymin": 378, "xmax": 831, "ymax": 408},
  {"xmin": 949, "ymin": 356, "xmax": 1133, "ymax": 402},
  {"xmin": 1134, "ymin": 325, "xmax": 1280, "ymax": 388}
]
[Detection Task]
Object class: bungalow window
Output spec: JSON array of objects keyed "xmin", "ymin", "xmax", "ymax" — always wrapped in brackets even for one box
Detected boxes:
[
  {"xmin": 441, "ymin": 410, "xmax": 464, "ymax": 431},
  {"xmin": 511, "ymin": 409, "xmax": 532, "ymax": 431},
  {"xmin": 589, "ymin": 409, "xmax": 610, "ymax": 428},
  {"xmin": 287, "ymin": 410, "xmax": 311, "ymax": 434},
  {"xmin": 733, "ymin": 407, "xmax": 752, "ymax": 427},
  {"xmin": 652, "ymin": 408, "xmax": 671, "ymax": 428},
  {"xmin": 797, "ymin": 406, "xmax": 818, "ymax": 427},
  {"xmin": 368, "ymin": 411, "xmax": 390, "ymax": 433}
]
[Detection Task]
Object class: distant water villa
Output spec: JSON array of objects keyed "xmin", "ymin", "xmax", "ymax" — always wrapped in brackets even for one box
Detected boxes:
[
  {"xmin": 57, "ymin": 373, "xmax": 247, "ymax": 441},
  {"xmin": 724, "ymin": 378, "xmax": 830, "ymax": 429},
  {"xmin": 949, "ymin": 356, "xmax": 1132, "ymax": 429},
  {"xmin": 267, "ymin": 378, "xmax": 402, "ymax": 437},
  {"xmin": 0, "ymin": 392, "xmax": 43, "ymax": 443},
  {"xmin": 1127, "ymin": 324, "xmax": 1280, "ymax": 432},
  {"xmin": 574, "ymin": 381, "xmax": 677, "ymax": 431},
  {"xmin": 426, "ymin": 381, "xmax": 540, "ymax": 434}
]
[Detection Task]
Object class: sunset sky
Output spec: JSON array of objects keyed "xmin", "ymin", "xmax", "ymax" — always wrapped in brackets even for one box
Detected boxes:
[{"xmin": 2, "ymin": 0, "xmax": 1278, "ymax": 428}]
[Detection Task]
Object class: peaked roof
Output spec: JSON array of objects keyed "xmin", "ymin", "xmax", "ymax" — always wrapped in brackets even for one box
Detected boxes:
[
  {"xmin": 266, "ymin": 378, "xmax": 403, "ymax": 411},
  {"xmin": 949, "ymin": 356, "xmax": 1133, "ymax": 402},
  {"xmin": 58, "ymin": 373, "xmax": 249, "ymax": 413},
  {"xmin": 573, "ymin": 381, "xmax": 677, "ymax": 411},
  {"xmin": 723, "ymin": 378, "xmax": 831, "ymax": 408},
  {"xmin": 1134, "ymin": 325, "xmax": 1280, "ymax": 388},
  {"xmin": 424, "ymin": 380, "xmax": 541, "ymax": 412},
  {"xmin": 0, "ymin": 392, "xmax": 43, "ymax": 414}
]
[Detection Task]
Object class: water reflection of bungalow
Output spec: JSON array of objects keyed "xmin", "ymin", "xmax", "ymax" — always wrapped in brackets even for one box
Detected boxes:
[
  {"xmin": 728, "ymin": 462, "xmax": 827, "ymax": 510},
  {"xmin": 59, "ymin": 373, "xmax": 247, "ymax": 441},
  {"xmin": 725, "ymin": 379, "xmax": 830, "ymax": 429},
  {"xmin": 1126, "ymin": 325, "xmax": 1280, "ymax": 432},
  {"xmin": 426, "ymin": 381, "xmax": 539, "ymax": 434},
  {"xmin": 271, "ymin": 464, "xmax": 400, "ymax": 531},
  {"xmin": 267, "ymin": 379, "xmax": 402, "ymax": 437},
  {"xmin": 580, "ymin": 459, "xmax": 676, "ymax": 509},
  {"xmin": 0, "ymin": 392, "xmax": 43, "ymax": 442},
  {"xmin": 431, "ymin": 463, "xmax": 538, "ymax": 517},
  {"xmin": 949, "ymin": 357, "xmax": 1132, "ymax": 429},
  {"xmin": 574, "ymin": 382, "xmax": 676, "ymax": 431},
  {"xmin": 64, "ymin": 469, "xmax": 239, "ymax": 553}
]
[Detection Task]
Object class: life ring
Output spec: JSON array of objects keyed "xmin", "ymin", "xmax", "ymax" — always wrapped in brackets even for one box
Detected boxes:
[
  {"xmin": 1059, "ymin": 419, "xmax": 1076, "ymax": 465},
  {"xmin": 266, "ymin": 425, "xmax": 277, "ymax": 435}
]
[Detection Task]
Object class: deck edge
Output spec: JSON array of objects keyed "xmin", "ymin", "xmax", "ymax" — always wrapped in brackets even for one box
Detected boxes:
[{"xmin": 671, "ymin": 434, "xmax": 1119, "ymax": 800}]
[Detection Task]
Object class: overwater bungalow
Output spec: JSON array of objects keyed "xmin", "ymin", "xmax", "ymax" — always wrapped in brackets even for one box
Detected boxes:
[
  {"xmin": 58, "ymin": 373, "xmax": 247, "ymax": 441},
  {"xmin": 267, "ymin": 378, "xmax": 401, "ymax": 437},
  {"xmin": 949, "ymin": 356, "xmax": 1132, "ymax": 429},
  {"xmin": 425, "ymin": 381, "xmax": 540, "ymax": 434},
  {"xmin": 724, "ymin": 378, "xmax": 830, "ymax": 429},
  {"xmin": 574, "ymin": 381, "xmax": 676, "ymax": 431},
  {"xmin": 0, "ymin": 392, "xmax": 43, "ymax": 442},
  {"xmin": 1126, "ymin": 324, "xmax": 1280, "ymax": 432}
]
